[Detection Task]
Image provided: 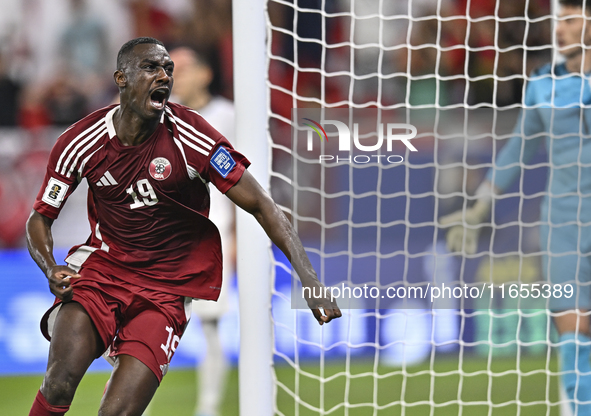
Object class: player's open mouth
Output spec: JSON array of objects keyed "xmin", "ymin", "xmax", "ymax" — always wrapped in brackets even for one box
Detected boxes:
[{"xmin": 150, "ymin": 88, "xmax": 169, "ymax": 110}]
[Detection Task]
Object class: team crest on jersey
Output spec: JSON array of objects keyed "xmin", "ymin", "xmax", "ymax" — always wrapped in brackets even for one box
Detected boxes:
[{"xmin": 149, "ymin": 157, "xmax": 172, "ymax": 180}]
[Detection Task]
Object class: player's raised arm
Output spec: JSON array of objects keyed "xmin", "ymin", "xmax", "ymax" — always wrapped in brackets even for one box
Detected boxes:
[
  {"xmin": 225, "ymin": 169, "xmax": 342, "ymax": 325},
  {"xmin": 25, "ymin": 210, "xmax": 80, "ymax": 302}
]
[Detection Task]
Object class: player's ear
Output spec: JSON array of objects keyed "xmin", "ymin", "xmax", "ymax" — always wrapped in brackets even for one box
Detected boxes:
[
  {"xmin": 203, "ymin": 67, "xmax": 214, "ymax": 86},
  {"xmin": 586, "ymin": 17, "xmax": 591, "ymax": 44},
  {"xmin": 585, "ymin": 9, "xmax": 591, "ymax": 40},
  {"xmin": 114, "ymin": 70, "xmax": 127, "ymax": 88}
]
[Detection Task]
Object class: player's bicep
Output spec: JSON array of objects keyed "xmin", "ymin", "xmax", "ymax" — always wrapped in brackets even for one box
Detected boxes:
[
  {"xmin": 225, "ymin": 170, "xmax": 271, "ymax": 215},
  {"xmin": 27, "ymin": 209, "xmax": 54, "ymax": 233}
]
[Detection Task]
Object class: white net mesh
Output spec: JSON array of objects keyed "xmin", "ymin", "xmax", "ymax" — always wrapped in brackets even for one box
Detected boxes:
[{"xmin": 265, "ymin": 0, "xmax": 570, "ymax": 414}]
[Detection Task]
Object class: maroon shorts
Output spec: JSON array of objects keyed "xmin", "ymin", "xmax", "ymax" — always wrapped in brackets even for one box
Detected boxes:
[{"xmin": 41, "ymin": 266, "xmax": 191, "ymax": 382}]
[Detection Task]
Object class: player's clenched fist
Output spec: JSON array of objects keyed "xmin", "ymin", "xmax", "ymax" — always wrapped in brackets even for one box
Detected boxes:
[
  {"xmin": 46, "ymin": 265, "xmax": 80, "ymax": 302},
  {"xmin": 303, "ymin": 281, "xmax": 342, "ymax": 325}
]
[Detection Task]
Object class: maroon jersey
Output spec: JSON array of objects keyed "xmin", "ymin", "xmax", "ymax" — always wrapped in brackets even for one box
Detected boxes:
[{"xmin": 33, "ymin": 103, "xmax": 250, "ymax": 300}]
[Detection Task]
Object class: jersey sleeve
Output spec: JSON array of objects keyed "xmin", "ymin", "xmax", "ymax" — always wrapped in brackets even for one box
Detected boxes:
[
  {"xmin": 485, "ymin": 75, "xmax": 545, "ymax": 192},
  {"xmin": 32, "ymin": 132, "xmax": 81, "ymax": 219},
  {"xmin": 205, "ymin": 138, "xmax": 251, "ymax": 193},
  {"xmin": 167, "ymin": 104, "xmax": 251, "ymax": 194}
]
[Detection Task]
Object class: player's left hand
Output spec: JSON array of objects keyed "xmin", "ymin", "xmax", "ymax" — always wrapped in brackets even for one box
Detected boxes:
[
  {"xmin": 303, "ymin": 282, "xmax": 342, "ymax": 325},
  {"xmin": 439, "ymin": 197, "xmax": 491, "ymax": 254}
]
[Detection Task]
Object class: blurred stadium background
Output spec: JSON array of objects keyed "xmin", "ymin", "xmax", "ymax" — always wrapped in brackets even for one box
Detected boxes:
[{"xmin": 0, "ymin": 0, "xmax": 567, "ymax": 414}]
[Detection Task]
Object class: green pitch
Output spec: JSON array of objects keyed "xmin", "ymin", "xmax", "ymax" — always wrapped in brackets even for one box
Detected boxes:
[{"xmin": 0, "ymin": 356, "xmax": 560, "ymax": 416}]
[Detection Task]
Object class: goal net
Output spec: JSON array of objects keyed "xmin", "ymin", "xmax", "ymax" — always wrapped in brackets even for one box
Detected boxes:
[{"xmin": 263, "ymin": 0, "xmax": 572, "ymax": 415}]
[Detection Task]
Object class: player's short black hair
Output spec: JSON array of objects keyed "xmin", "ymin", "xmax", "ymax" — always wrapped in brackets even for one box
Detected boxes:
[
  {"xmin": 117, "ymin": 37, "xmax": 165, "ymax": 70},
  {"xmin": 559, "ymin": 0, "xmax": 591, "ymax": 12}
]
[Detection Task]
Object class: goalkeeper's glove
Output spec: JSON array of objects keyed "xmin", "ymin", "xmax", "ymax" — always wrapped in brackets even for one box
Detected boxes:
[{"xmin": 439, "ymin": 182, "xmax": 493, "ymax": 254}]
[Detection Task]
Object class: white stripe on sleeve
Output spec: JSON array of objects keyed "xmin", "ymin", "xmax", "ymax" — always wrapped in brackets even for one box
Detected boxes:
[{"xmin": 55, "ymin": 119, "xmax": 105, "ymax": 174}]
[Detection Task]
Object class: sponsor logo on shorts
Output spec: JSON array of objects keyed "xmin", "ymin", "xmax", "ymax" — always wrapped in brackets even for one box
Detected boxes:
[
  {"xmin": 42, "ymin": 177, "xmax": 69, "ymax": 208},
  {"xmin": 160, "ymin": 363, "xmax": 169, "ymax": 377},
  {"xmin": 210, "ymin": 147, "xmax": 235, "ymax": 178},
  {"xmin": 149, "ymin": 157, "xmax": 172, "ymax": 181}
]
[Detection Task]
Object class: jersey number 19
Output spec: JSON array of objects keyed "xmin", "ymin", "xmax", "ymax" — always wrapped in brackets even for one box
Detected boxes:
[{"xmin": 126, "ymin": 179, "xmax": 159, "ymax": 209}]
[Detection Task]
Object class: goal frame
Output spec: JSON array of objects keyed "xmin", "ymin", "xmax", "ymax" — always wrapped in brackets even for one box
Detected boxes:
[{"xmin": 233, "ymin": 0, "xmax": 274, "ymax": 415}]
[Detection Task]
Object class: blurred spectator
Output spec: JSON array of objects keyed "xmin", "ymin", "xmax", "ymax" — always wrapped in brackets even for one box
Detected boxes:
[
  {"xmin": 180, "ymin": 0, "xmax": 233, "ymax": 98},
  {"xmin": 44, "ymin": 75, "xmax": 89, "ymax": 127},
  {"xmin": 18, "ymin": 84, "xmax": 51, "ymax": 131},
  {"xmin": 169, "ymin": 46, "xmax": 236, "ymax": 416},
  {"xmin": 57, "ymin": 0, "xmax": 115, "ymax": 112},
  {"xmin": 389, "ymin": 2, "xmax": 465, "ymax": 107},
  {"xmin": 495, "ymin": 0, "xmax": 551, "ymax": 106},
  {"xmin": 127, "ymin": 0, "xmax": 191, "ymax": 46},
  {"xmin": 59, "ymin": 0, "xmax": 109, "ymax": 78},
  {"xmin": 467, "ymin": 17, "xmax": 496, "ymax": 104},
  {"xmin": 332, "ymin": 0, "xmax": 459, "ymax": 105},
  {"xmin": 0, "ymin": 170, "xmax": 31, "ymax": 247},
  {"xmin": 459, "ymin": 0, "xmax": 551, "ymax": 105},
  {"xmin": 0, "ymin": 53, "xmax": 21, "ymax": 126}
]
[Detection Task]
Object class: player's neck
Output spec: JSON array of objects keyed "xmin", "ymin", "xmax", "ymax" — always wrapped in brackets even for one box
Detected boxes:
[
  {"xmin": 112, "ymin": 106, "xmax": 161, "ymax": 147},
  {"xmin": 565, "ymin": 50, "xmax": 591, "ymax": 74}
]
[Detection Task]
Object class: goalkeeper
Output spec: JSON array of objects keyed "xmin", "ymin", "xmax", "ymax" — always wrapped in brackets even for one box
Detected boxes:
[{"xmin": 440, "ymin": 0, "xmax": 591, "ymax": 413}]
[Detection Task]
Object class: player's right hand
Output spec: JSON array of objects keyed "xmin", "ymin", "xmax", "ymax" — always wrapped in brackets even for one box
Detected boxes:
[
  {"xmin": 303, "ymin": 281, "xmax": 342, "ymax": 325},
  {"xmin": 439, "ymin": 199, "xmax": 490, "ymax": 254},
  {"xmin": 46, "ymin": 265, "xmax": 81, "ymax": 302}
]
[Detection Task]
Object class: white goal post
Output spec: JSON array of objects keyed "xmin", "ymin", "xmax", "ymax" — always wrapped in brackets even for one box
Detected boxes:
[{"xmin": 233, "ymin": 1, "xmax": 274, "ymax": 415}]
